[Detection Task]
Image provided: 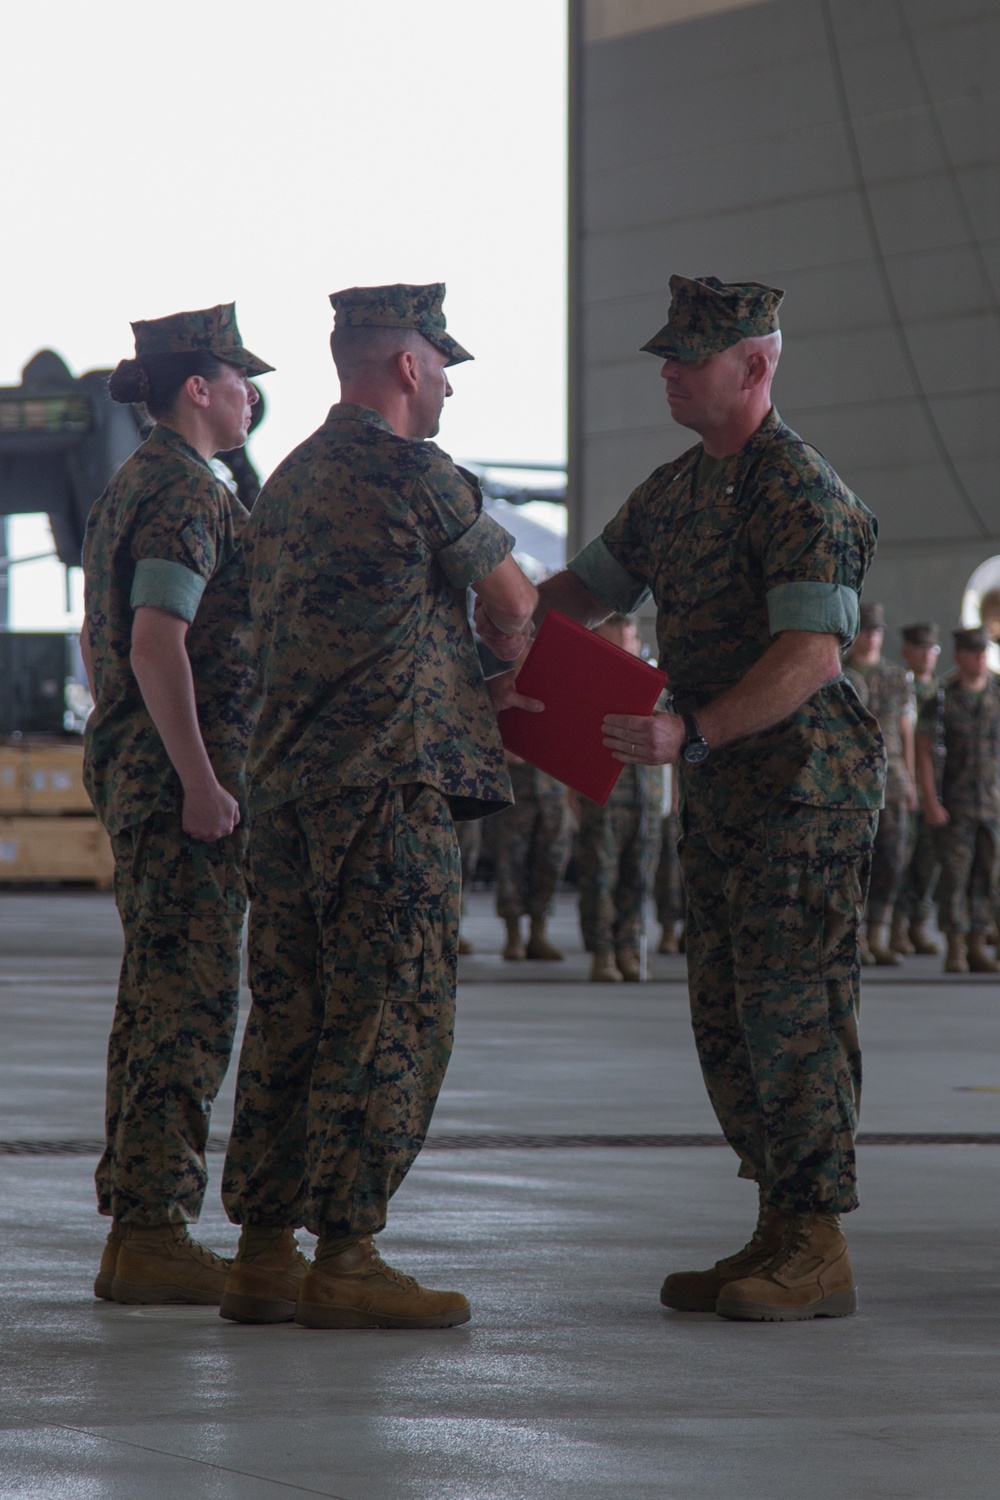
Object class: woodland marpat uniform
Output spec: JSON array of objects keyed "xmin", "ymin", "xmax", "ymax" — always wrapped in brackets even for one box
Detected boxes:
[
  {"xmin": 83, "ymin": 421, "xmax": 256, "ymax": 1224},
  {"xmin": 917, "ymin": 672, "xmax": 1000, "ymax": 936},
  {"xmin": 577, "ymin": 763, "xmax": 663, "ymax": 957},
  {"xmin": 845, "ymin": 656, "xmax": 914, "ymax": 930},
  {"xmin": 491, "ymin": 762, "xmax": 572, "ymax": 926},
  {"xmin": 222, "ymin": 400, "xmax": 515, "ymax": 1237},
  {"xmin": 570, "ymin": 399, "xmax": 884, "ymax": 1215}
]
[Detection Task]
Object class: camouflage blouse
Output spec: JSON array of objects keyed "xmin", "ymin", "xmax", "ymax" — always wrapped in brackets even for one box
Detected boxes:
[
  {"xmin": 82, "ymin": 424, "xmax": 258, "ymax": 834},
  {"xmin": 917, "ymin": 674, "xmax": 1000, "ymax": 821},
  {"xmin": 843, "ymin": 659, "xmax": 913, "ymax": 803},
  {"xmin": 570, "ymin": 408, "xmax": 886, "ymax": 827},
  {"xmin": 246, "ymin": 403, "xmax": 515, "ymax": 820}
]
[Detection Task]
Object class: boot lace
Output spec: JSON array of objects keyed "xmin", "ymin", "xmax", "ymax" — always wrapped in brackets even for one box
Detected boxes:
[
  {"xmin": 176, "ymin": 1229, "xmax": 231, "ymax": 1271},
  {"xmin": 367, "ymin": 1245, "xmax": 418, "ymax": 1291},
  {"xmin": 766, "ymin": 1218, "xmax": 810, "ymax": 1276}
]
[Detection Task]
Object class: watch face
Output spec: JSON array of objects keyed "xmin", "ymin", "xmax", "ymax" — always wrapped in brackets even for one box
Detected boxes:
[{"xmin": 683, "ymin": 739, "xmax": 710, "ymax": 764}]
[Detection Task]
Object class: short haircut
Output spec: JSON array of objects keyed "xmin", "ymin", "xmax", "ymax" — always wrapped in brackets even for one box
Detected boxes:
[{"xmin": 330, "ymin": 324, "xmax": 424, "ymax": 382}]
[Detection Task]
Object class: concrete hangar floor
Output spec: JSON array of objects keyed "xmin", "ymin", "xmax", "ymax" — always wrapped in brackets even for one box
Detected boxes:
[{"xmin": 0, "ymin": 887, "xmax": 997, "ymax": 1500}]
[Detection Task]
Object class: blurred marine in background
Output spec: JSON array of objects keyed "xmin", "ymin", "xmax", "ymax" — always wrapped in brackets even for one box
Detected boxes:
[{"xmin": 843, "ymin": 602, "xmax": 916, "ymax": 966}]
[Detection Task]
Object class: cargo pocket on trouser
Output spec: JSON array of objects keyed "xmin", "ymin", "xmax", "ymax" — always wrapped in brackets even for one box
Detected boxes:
[
  {"xmin": 358, "ymin": 787, "xmax": 459, "ymax": 1226},
  {"xmin": 111, "ymin": 814, "xmax": 246, "ymax": 1223},
  {"xmin": 737, "ymin": 806, "xmax": 873, "ymax": 1214}
]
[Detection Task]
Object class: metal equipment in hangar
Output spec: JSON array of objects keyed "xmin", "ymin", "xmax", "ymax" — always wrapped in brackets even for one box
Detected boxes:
[{"xmin": 0, "ymin": 349, "xmax": 144, "ymax": 570}]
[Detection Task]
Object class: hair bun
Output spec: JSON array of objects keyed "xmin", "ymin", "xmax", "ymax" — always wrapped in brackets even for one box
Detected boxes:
[{"xmin": 108, "ymin": 358, "xmax": 151, "ymax": 404}]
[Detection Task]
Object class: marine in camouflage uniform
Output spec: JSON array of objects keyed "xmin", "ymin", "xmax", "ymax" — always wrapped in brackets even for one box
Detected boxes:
[
  {"xmin": 220, "ymin": 284, "xmax": 536, "ymax": 1329},
  {"xmin": 575, "ymin": 614, "xmax": 663, "ymax": 979},
  {"xmin": 501, "ymin": 276, "xmax": 885, "ymax": 1321},
  {"xmin": 82, "ymin": 304, "xmax": 271, "ymax": 1298},
  {"xmin": 456, "ymin": 817, "xmax": 483, "ymax": 954},
  {"xmin": 492, "ymin": 760, "xmax": 572, "ymax": 960},
  {"xmin": 916, "ymin": 626, "xmax": 1000, "ymax": 974},
  {"xmin": 893, "ymin": 623, "xmax": 943, "ymax": 954},
  {"xmin": 578, "ymin": 762, "xmax": 663, "ymax": 979},
  {"xmin": 844, "ymin": 602, "xmax": 916, "ymax": 965},
  {"xmin": 654, "ymin": 770, "xmax": 685, "ymax": 952}
]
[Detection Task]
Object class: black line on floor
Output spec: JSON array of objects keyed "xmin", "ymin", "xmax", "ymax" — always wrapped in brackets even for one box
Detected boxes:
[{"xmin": 4, "ymin": 1132, "xmax": 1000, "ymax": 1156}]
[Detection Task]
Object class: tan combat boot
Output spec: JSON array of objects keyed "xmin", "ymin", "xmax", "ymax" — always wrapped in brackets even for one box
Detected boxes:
[
  {"xmin": 890, "ymin": 912, "xmax": 915, "ymax": 955},
  {"xmin": 526, "ymin": 918, "xmax": 564, "ymax": 961},
  {"xmin": 110, "ymin": 1224, "xmax": 232, "ymax": 1305},
  {"xmin": 967, "ymin": 932, "xmax": 1000, "ymax": 973},
  {"xmin": 590, "ymin": 950, "xmax": 623, "ymax": 982},
  {"xmin": 945, "ymin": 933, "xmax": 969, "ymax": 974},
  {"xmin": 616, "ymin": 948, "xmax": 642, "ymax": 982},
  {"xmin": 93, "ymin": 1220, "xmax": 126, "ymax": 1300},
  {"xmin": 658, "ymin": 927, "xmax": 679, "ymax": 954},
  {"xmin": 867, "ymin": 919, "xmax": 903, "ymax": 966},
  {"xmin": 219, "ymin": 1228, "xmax": 311, "ymax": 1324},
  {"xmin": 715, "ymin": 1212, "xmax": 857, "ymax": 1321},
  {"xmin": 660, "ymin": 1195, "xmax": 787, "ymax": 1313},
  {"xmin": 858, "ymin": 924, "xmax": 875, "ymax": 965},
  {"xmin": 909, "ymin": 921, "xmax": 942, "ymax": 956},
  {"xmin": 502, "ymin": 918, "xmax": 526, "ymax": 961},
  {"xmin": 295, "ymin": 1236, "xmax": 470, "ymax": 1329},
  {"xmin": 457, "ymin": 935, "xmax": 475, "ymax": 956}
]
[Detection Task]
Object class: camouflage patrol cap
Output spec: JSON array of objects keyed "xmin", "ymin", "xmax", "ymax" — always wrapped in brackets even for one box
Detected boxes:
[
  {"xmin": 328, "ymin": 282, "xmax": 473, "ymax": 366},
  {"xmin": 640, "ymin": 275, "xmax": 784, "ymax": 362},
  {"xmin": 901, "ymin": 622, "xmax": 938, "ymax": 646},
  {"xmin": 953, "ymin": 626, "xmax": 989, "ymax": 652},
  {"xmin": 859, "ymin": 602, "xmax": 885, "ymax": 630},
  {"xmin": 130, "ymin": 303, "xmax": 273, "ymax": 376}
]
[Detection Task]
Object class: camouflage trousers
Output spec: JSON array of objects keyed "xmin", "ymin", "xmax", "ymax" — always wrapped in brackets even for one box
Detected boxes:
[
  {"xmin": 98, "ymin": 809, "xmax": 247, "ymax": 1225},
  {"xmin": 577, "ymin": 801, "xmax": 661, "ymax": 953},
  {"xmin": 492, "ymin": 794, "xmax": 571, "ymax": 922},
  {"xmin": 866, "ymin": 795, "xmax": 909, "ymax": 924},
  {"xmin": 896, "ymin": 810, "xmax": 941, "ymax": 924},
  {"xmin": 456, "ymin": 818, "xmax": 483, "ymax": 914},
  {"xmin": 935, "ymin": 815, "xmax": 1000, "ymax": 934},
  {"xmin": 681, "ymin": 804, "xmax": 875, "ymax": 1216},
  {"xmin": 222, "ymin": 784, "xmax": 459, "ymax": 1238},
  {"xmin": 654, "ymin": 811, "xmax": 684, "ymax": 927}
]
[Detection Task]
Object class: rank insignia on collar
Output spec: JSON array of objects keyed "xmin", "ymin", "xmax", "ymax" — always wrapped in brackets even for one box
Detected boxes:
[{"xmin": 725, "ymin": 484, "xmax": 735, "ymax": 495}]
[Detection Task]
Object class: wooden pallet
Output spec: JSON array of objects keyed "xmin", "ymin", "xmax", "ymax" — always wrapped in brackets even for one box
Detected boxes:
[
  {"xmin": 0, "ymin": 815, "xmax": 113, "ymax": 888},
  {"xmin": 0, "ymin": 737, "xmax": 93, "ymax": 815}
]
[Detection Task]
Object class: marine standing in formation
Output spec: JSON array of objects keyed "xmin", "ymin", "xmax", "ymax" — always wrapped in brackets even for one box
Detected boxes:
[
  {"xmin": 480, "ymin": 275, "xmax": 885, "ymax": 1321},
  {"xmin": 576, "ymin": 615, "xmax": 663, "ymax": 982},
  {"xmin": 80, "ymin": 305, "xmax": 272, "ymax": 1304},
  {"xmin": 916, "ymin": 626, "xmax": 1000, "ymax": 975},
  {"xmin": 218, "ymin": 284, "xmax": 539, "ymax": 1329},
  {"xmin": 844, "ymin": 602, "xmax": 916, "ymax": 966},
  {"xmin": 893, "ymin": 623, "xmax": 942, "ymax": 956},
  {"xmin": 491, "ymin": 760, "xmax": 572, "ymax": 961}
]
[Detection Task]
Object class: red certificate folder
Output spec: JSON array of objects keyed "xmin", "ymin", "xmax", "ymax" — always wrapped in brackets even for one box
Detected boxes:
[{"xmin": 496, "ymin": 610, "xmax": 667, "ymax": 805}]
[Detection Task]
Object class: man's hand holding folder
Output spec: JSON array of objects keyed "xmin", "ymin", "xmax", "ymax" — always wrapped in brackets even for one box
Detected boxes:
[{"xmin": 495, "ymin": 611, "xmax": 667, "ymax": 805}]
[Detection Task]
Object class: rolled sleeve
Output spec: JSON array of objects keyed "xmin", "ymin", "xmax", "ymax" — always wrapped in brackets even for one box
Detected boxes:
[
  {"xmin": 568, "ymin": 536, "xmax": 652, "ymax": 615},
  {"xmin": 130, "ymin": 558, "xmax": 206, "ymax": 622},
  {"xmin": 766, "ymin": 581, "xmax": 859, "ymax": 643},
  {"xmin": 436, "ymin": 509, "xmax": 515, "ymax": 589}
]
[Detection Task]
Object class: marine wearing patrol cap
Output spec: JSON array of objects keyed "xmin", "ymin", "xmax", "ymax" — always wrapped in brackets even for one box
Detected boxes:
[
  {"xmin": 640, "ymin": 275, "xmax": 784, "ymax": 361},
  {"xmin": 128, "ymin": 302, "xmax": 273, "ymax": 376},
  {"xmin": 901, "ymin": 622, "xmax": 939, "ymax": 646},
  {"xmin": 953, "ymin": 626, "xmax": 990, "ymax": 652},
  {"xmin": 859, "ymin": 601, "xmax": 886, "ymax": 630},
  {"xmin": 329, "ymin": 282, "xmax": 473, "ymax": 367}
]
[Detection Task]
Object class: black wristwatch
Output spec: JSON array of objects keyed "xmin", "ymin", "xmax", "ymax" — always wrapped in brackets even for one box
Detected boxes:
[{"xmin": 681, "ymin": 712, "xmax": 710, "ymax": 764}]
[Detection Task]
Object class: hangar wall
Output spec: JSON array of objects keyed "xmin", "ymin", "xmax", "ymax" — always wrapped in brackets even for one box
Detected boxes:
[{"xmin": 569, "ymin": 0, "xmax": 1000, "ymax": 649}]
